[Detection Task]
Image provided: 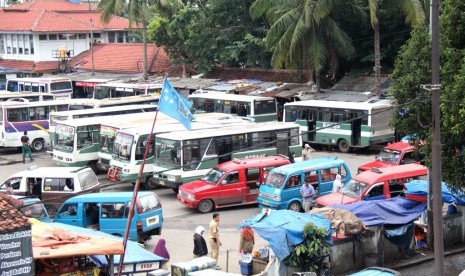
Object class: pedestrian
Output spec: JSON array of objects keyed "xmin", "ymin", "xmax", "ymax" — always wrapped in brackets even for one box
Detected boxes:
[
  {"xmin": 20, "ymin": 131, "xmax": 33, "ymax": 164},
  {"xmin": 209, "ymin": 213, "xmax": 222, "ymax": 270},
  {"xmin": 239, "ymin": 226, "xmax": 255, "ymax": 255},
  {"xmin": 302, "ymin": 144, "xmax": 315, "ymax": 161},
  {"xmin": 193, "ymin": 225, "xmax": 208, "ymax": 258},
  {"xmin": 300, "ymin": 180, "xmax": 315, "ymax": 213},
  {"xmin": 288, "ymin": 151, "xmax": 296, "ymax": 163},
  {"xmin": 153, "ymin": 238, "xmax": 170, "ymax": 270},
  {"xmin": 332, "ymin": 174, "xmax": 343, "ymax": 193}
]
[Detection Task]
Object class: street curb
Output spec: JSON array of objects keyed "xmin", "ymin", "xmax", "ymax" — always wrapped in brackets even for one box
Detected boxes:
[{"xmin": 390, "ymin": 247, "xmax": 465, "ymax": 271}]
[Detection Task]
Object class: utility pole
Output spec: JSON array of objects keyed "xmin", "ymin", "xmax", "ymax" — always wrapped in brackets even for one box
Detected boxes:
[
  {"xmin": 431, "ymin": 0, "xmax": 444, "ymax": 274},
  {"xmin": 87, "ymin": 0, "xmax": 95, "ymax": 76}
]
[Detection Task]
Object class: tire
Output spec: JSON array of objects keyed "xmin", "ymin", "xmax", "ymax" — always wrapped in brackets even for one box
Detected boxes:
[
  {"xmin": 88, "ymin": 162, "xmax": 99, "ymax": 174},
  {"xmin": 46, "ymin": 205, "xmax": 58, "ymax": 217},
  {"xmin": 143, "ymin": 177, "xmax": 159, "ymax": 190},
  {"xmin": 338, "ymin": 138, "xmax": 350, "ymax": 153},
  {"xmin": 31, "ymin": 139, "xmax": 45, "ymax": 152},
  {"xmin": 197, "ymin": 199, "xmax": 214, "ymax": 214},
  {"xmin": 288, "ymin": 201, "xmax": 302, "ymax": 212}
]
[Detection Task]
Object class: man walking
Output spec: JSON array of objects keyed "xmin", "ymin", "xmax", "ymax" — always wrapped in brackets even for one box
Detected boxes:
[
  {"xmin": 302, "ymin": 144, "xmax": 315, "ymax": 161},
  {"xmin": 209, "ymin": 213, "xmax": 222, "ymax": 270},
  {"xmin": 300, "ymin": 181, "xmax": 315, "ymax": 212},
  {"xmin": 20, "ymin": 131, "xmax": 33, "ymax": 164}
]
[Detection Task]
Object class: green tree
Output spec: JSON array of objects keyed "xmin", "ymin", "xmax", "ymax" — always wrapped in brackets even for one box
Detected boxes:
[
  {"xmin": 98, "ymin": 0, "xmax": 182, "ymax": 80},
  {"xmin": 367, "ymin": 0, "xmax": 425, "ymax": 96},
  {"xmin": 249, "ymin": 0, "xmax": 364, "ymax": 89},
  {"xmin": 149, "ymin": 0, "xmax": 271, "ymax": 73}
]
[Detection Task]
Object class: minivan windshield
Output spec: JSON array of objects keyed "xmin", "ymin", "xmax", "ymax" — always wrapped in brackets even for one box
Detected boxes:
[
  {"xmin": 340, "ymin": 179, "xmax": 369, "ymax": 198},
  {"xmin": 265, "ymin": 171, "xmax": 286, "ymax": 188},
  {"xmin": 78, "ymin": 170, "xmax": 99, "ymax": 190},
  {"xmin": 376, "ymin": 149, "xmax": 401, "ymax": 164},
  {"xmin": 201, "ymin": 168, "xmax": 225, "ymax": 184},
  {"xmin": 132, "ymin": 194, "xmax": 160, "ymax": 213}
]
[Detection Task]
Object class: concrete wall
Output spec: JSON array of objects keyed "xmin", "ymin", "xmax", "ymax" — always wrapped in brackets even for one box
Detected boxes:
[{"xmin": 329, "ymin": 237, "xmax": 364, "ymax": 275}]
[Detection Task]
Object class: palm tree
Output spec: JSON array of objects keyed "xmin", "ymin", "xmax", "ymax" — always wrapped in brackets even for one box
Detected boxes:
[
  {"xmin": 368, "ymin": 0, "xmax": 425, "ymax": 96},
  {"xmin": 249, "ymin": 0, "xmax": 364, "ymax": 88},
  {"xmin": 98, "ymin": 0, "xmax": 182, "ymax": 80}
]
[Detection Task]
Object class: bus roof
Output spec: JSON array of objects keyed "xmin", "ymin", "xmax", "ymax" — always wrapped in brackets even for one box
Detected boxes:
[
  {"xmin": 189, "ymin": 92, "xmax": 275, "ymax": 102},
  {"xmin": 51, "ymin": 104, "xmax": 158, "ymax": 117},
  {"xmin": 354, "ymin": 163, "xmax": 428, "ymax": 184},
  {"xmin": 55, "ymin": 112, "xmax": 156, "ymax": 127},
  {"xmin": 7, "ymin": 77, "xmax": 71, "ymax": 83},
  {"xmin": 284, "ymin": 99, "xmax": 392, "ymax": 110},
  {"xmin": 218, "ymin": 155, "xmax": 290, "ymax": 171},
  {"xmin": 0, "ymin": 98, "xmax": 78, "ymax": 108},
  {"xmin": 155, "ymin": 121, "xmax": 299, "ymax": 140},
  {"xmin": 95, "ymin": 82, "xmax": 162, "ymax": 89},
  {"xmin": 270, "ymin": 157, "xmax": 346, "ymax": 175},
  {"xmin": 77, "ymin": 94, "xmax": 160, "ymax": 107},
  {"xmin": 63, "ymin": 191, "xmax": 155, "ymax": 203}
]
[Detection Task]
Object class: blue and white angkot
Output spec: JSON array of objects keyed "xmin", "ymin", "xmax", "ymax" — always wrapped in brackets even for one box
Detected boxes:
[{"xmin": 158, "ymin": 78, "xmax": 195, "ymax": 130}]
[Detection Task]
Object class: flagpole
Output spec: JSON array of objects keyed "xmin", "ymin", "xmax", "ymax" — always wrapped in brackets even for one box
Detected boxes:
[{"xmin": 117, "ymin": 79, "xmax": 165, "ymax": 276}]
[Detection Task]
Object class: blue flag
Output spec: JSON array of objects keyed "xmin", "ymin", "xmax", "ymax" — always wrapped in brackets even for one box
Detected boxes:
[{"xmin": 158, "ymin": 78, "xmax": 195, "ymax": 130}]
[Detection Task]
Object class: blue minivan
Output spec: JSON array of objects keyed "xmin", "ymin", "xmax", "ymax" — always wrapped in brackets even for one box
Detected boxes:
[
  {"xmin": 257, "ymin": 157, "xmax": 351, "ymax": 211},
  {"xmin": 53, "ymin": 191, "xmax": 163, "ymax": 243}
]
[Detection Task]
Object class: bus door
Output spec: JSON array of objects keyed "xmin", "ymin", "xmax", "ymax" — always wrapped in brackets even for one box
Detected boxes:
[
  {"xmin": 217, "ymin": 137, "xmax": 232, "ymax": 164},
  {"xmin": 307, "ymin": 109, "xmax": 317, "ymax": 142},
  {"xmin": 350, "ymin": 112, "xmax": 361, "ymax": 146},
  {"xmin": 276, "ymin": 132, "xmax": 289, "ymax": 155}
]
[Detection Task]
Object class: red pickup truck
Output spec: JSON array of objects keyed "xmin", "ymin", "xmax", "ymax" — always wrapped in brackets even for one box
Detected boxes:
[
  {"xmin": 357, "ymin": 141, "xmax": 419, "ymax": 173},
  {"xmin": 177, "ymin": 155, "xmax": 291, "ymax": 213}
]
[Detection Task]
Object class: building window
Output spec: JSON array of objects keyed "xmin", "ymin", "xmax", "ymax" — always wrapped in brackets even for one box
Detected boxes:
[
  {"xmin": 0, "ymin": 34, "xmax": 4, "ymax": 54},
  {"xmin": 78, "ymin": 34, "xmax": 86, "ymax": 39},
  {"xmin": 19, "ymin": 48, "xmax": 23, "ymax": 54},
  {"xmin": 93, "ymin": 33, "xmax": 101, "ymax": 38},
  {"xmin": 39, "ymin": 34, "xmax": 47, "ymax": 40},
  {"xmin": 25, "ymin": 49, "xmax": 29, "ymax": 55},
  {"xmin": 117, "ymin": 32, "xmax": 124, "ymax": 43},
  {"xmin": 49, "ymin": 34, "xmax": 57, "ymax": 40},
  {"xmin": 108, "ymin": 32, "xmax": 115, "ymax": 43}
]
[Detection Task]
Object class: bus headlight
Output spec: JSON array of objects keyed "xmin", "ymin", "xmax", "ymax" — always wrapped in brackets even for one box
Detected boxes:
[{"xmin": 167, "ymin": 175, "xmax": 180, "ymax": 182}]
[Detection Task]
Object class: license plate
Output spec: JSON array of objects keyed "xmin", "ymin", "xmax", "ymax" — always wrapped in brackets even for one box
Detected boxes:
[
  {"xmin": 147, "ymin": 216, "xmax": 159, "ymax": 226},
  {"xmin": 159, "ymin": 180, "xmax": 164, "ymax": 186}
]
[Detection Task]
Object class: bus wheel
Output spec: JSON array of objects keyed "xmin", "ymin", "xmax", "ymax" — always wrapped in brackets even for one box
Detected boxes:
[
  {"xmin": 143, "ymin": 178, "xmax": 158, "ymax": 190},
  {"xmin": 46, "ymin": 205, "xmax": 58, "ymax": 217},
  {"xmin": 338, "ymin": 139, "xmax": 350, "ymax": 153},
  {"xmin": 288, "ymin": 201, "xmax": 302, "ymax": 212},
  {"xmin": 198, "ymin": 199, "xmax": 214, "ymax": 214},
  {"xmin": 88, "ymin": 162, "xmax": 100, "ymax": 174},
  {"xmin": 31, "ymin": 139, "xmax": 45, "ymax": 152}
]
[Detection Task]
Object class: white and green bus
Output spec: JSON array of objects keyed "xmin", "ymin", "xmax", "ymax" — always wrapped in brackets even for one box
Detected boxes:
[
  {"xmin": 107, "ymin": 113, "xmax": 254, "ymax": 189},
  {"xmin": 97, "ymin": 113, "xmax": 177, "ymax": 172},
  {"xmin": 188, "ymin": 92, "xmax": 278, "ymax": 122},
  {"xmin": 283, "ymin": 99, "xmax": 394, "ymax": 153},
  {"xmin": 92, "ymin": 82, "xmax": 162, "ymax": 100},
  {"xmin": 149, "ymin": 122, "xmax": 302, "ymax": 192},
  {"xmin": 6, "ymin": 77, "xmax": 73, "ymax": 99},
  {"xmin": 49, "ymin": 104, "xmax": 158, "ymax": 147},
  {"xmin": 52, "ymin": 112, "xmax": 158, "ymax": 172},
  {"xmin": 68, "ymin": 94, "xmax": 160, "ymax": 110}
]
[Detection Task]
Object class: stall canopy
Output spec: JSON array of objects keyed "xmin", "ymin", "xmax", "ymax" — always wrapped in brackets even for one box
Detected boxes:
[
  {"xmin": 405, "ymin": 180, "xmax": 465, "ymax": 205},
  {"xmin": 30, "ymin": 220, "xmax": 124, "ymax": 259},
  {"xmin": 332, "ymin": 197, "xmax": 426, "ymax": 226},
  {"xmin": 239, "ymin": 209, "xmax": 332, "ymax": 261}
]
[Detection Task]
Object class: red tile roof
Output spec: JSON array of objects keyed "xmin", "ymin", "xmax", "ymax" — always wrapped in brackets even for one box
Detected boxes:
[
  {"xmin": 4, "ymin": 0, "xmax": 97, "ymax": 12},
  {"xmin": 0, "ymin": 0, "xmax": 135, "ymax": 32},
  {"xmin": 0, "ymin": 194, "xmax": 31, "ymax": 232},
  {"xmin": 70, "ymin": 43, "xmax": 172, "ymax": 74},
  {"xmin": 0, "ymin": 59, "xmax": 62, "ymax": 73}
]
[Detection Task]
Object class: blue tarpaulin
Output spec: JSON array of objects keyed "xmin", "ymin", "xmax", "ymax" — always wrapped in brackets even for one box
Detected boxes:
[
  {"xmin": 239, "ymin": 209, "xmax": 332, "ymax": 261},
  {"xmin": 332, "ymin": 197, "xmax": 426, "ymax": 226},
  {"xmin": 405, "ymin": 180, "xmax": 465, "ymax": 205}
]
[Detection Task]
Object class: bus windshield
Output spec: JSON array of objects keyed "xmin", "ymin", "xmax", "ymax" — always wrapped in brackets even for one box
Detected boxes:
[
  {"xmin": 55, "ymin": 125, "xmax": 75, "ymax": 153},
  {"xmin": 156, "ymin": 138, "xmax": 180, "ymax": 167},
  {"xmin": 340, "ymin": 179, "xmax": 369, "ymax": 198},
  {"xmin": 376, "ymin": 149, "xmax": 401, "ymax": 164},
  {"xmin": 254, "ymin": 100, "xmax": 277, "ymax": 115},
  {"xmin": 201, "ymin": 168, "xmax": 225, "ymax": 184},
  {"xmin": 113, "ymin": 132, "xmax": 134, "ymax": 161},
  {"xmin": 265, "ymin": 171, "xmax": 286, "ymax": 188}
]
